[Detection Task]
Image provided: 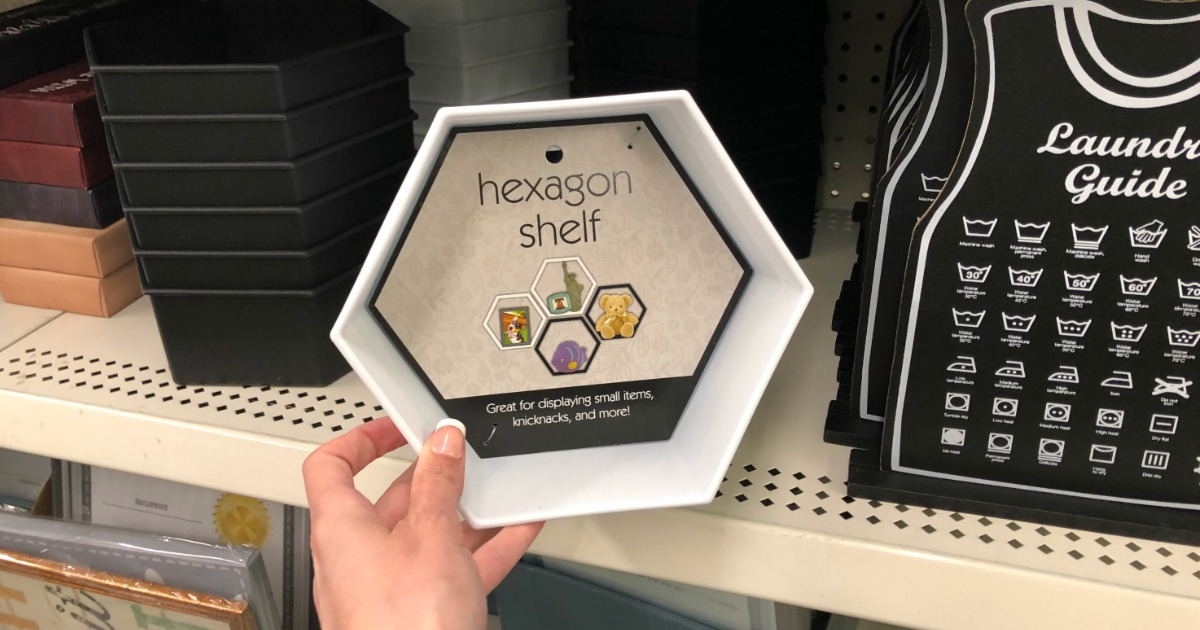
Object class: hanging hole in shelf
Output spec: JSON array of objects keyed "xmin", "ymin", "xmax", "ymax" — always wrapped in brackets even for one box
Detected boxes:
[
  {"xmin": 841, "ymin": 42, "xmax": 851, "ymax": 51},
  {"xmin": 842, "ymin": 10, "xmax": 852, "ymax": 19},
  {"xmin": 869, "ymin": 105, "xmax": 879, "ymax": 113},
  {"xmin": 836, "ymin": 104, "xmax": 846, "ymax": 112},
  {"xmin": 874, "ymin": 44, "xmax": 884, "ymax": 52},
  {"xmin": 876, "ymin": 11, "xmax": 887, "ymax": 20},
  {"xmin": 838, "ymin": 73, "xmax": 849, "ymax": 83},
  {"xmin": 545, "ymin": 145, "xmax": 563, "ymax": 164},
  {"xmin": 870, "ymin": 75, "xmax": 881, "ymax": 84}
]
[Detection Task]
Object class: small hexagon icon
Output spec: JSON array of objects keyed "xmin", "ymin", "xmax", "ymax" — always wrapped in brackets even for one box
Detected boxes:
[
  {"xmin": 333, "ymin": 92, "xmax": 813, "ymax": 527},
  {"xmin": 532, "ymin": 256, "xmax": 596, "ymax": 318},
  {"xmin": 536, "ymin": 318, "xmax": 600, "ymax": 375},
  {"xmin": 587, "ymin": 284, "xmax": 646, "ymax": 341}
]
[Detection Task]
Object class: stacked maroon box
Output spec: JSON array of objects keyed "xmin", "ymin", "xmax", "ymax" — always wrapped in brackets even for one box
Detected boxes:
[{"xmin": 0, "ymin": 61, "xmax": 138, "ymax": 317}]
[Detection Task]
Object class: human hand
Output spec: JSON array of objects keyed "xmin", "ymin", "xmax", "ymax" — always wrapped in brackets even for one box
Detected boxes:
[{"xmin": 303, "ymin": 418, "xmax": 544, "ymax": 630}]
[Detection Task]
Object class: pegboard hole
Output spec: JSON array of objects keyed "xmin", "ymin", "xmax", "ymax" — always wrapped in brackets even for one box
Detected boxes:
[
  {"xmin": 870, "ymin": 75, "xmax": 881, "ymax": 84},
  {"xmin": 837, "ymin": 73, "xmax": 848, "ymax": 83},
  {"xmin": 842, "ymin": 10, "xmax": 852, "ymax": 19},
  {"xmin": 836, "ymin": 104, "xmax": 846, "ymax": 113},
  {"xmin": 876, "ymin": 11, "xmax": 887, "ymax": 20},
  {"xmin": 840, "ymin": 42, "xmax": 851, "ymax": 51}
]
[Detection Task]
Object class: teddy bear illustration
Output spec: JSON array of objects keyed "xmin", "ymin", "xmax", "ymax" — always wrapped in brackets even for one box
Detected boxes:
[{"xmin": 594, "ymin": 293, "xmax": 639, "ymax": 340}]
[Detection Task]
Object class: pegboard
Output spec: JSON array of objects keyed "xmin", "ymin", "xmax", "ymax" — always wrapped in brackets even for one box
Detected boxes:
[{"xmin": 820, "ymin": 0, "xmax": 910, "ymax": 211}]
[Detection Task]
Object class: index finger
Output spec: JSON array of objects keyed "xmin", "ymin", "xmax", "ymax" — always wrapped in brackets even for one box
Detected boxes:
[{"xmin": 302, "ymin": 418, "xmax": 408, "ymax": 526}]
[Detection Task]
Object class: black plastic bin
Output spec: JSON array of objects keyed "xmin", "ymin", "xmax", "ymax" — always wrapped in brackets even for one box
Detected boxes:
[
  {"xmin": 136, "ymin": 216, "xmax": 382, "ymax": 291},
  {"xmin": 571, "ymin": 0, "xmax": 825, "ymax": 38},
  {"xmin": 751, "ymin": 175, "xmax": 819, "ymax": 259},
  {"xmin": 145, "ymin": 268, "xmax": 358, "ymax": 386},
  {"xmin": 85, "ymin": 0, "xmax": 408, "ymax": 115},
  {"xmin": 572, "ymin": 26, "xmax": 824, "ymax": 80},
  {"xmin": 124, "ymin": 161, "xmax": 407, "ymax": 251},
  {"xmin": 731, "ymin": 143, "xmax": 822, "ymax": 185},
  {"xmin": 709, "ymin": 105, "xmax": 824, "ymax": 155},
  {"xmin": 114, "ymin": 121, "xmax": 414, "ymax": 207},
  {"xmin": 572, "ymin": 66, "xmax": 824, "ymax": 117},
  {"xmin": 104, "ymin": 77, "xmax": 416, "ymax": 162},
  {"xmin": 1, "ymin": 0, "xmax": 188, "ymax": 89}
]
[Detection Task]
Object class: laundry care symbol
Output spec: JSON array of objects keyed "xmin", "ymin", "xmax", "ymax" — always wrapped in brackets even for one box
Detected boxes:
[
  {"xmin": 1090, "ymin": 444, "xmax": 1118, "ymax": 465},
  {"xmin": 1056, "ymin": 317, "xmax": 1092, "ymax": 338},
  {"xmin": 1101, "ymin": 370, "xmax": 1134, "ymax": 389},
  {"xmin": 987, "ymin": 433, "xmax": 1013, "ymax": 454},
  {"xmin": 953, "ymin": 309, "xmax": 985, "ymax": 328},
  {"xmin": 945, "ymin": 393, "xmax": 971, "ymax": 412},
  {"xmin": 1071, "ymin": 224, "xmax": 1108, "ymax": 250},
  {"xmin": 941, "ymin": 427, "xmax": 967, "ymax": 446},
  {"xmin": 1110, "ymin": 322, "xmax": 1148, "ymax": 343},
  {"xmin": 1043, "ymin": 402, "xmax": 1071, "ymax": 423},
  {"xmin": 992, "ymin": 397, "xmax": 1018, "ymax": 417},
  {"xmin": 922, "ymin": 174, "xmax": 948, "ymax": 194},
  {"xmin": 1014, "ymin": 220, "xmax": 1050, "ymax": 244},
  {"xmin": 1168, "ymin": 327, "xmax": 1200, "ymax": 348},
  {"xmin": 1118, "ymin": 275, "xmax": 1156, "ymax": 296},
  {"xmin": 962, "ymin": 217, "xmax": 997, "ymax": 238},
  {"xmin": 1002, "ymin": 313, "xmax": 1036, "ymax": 333},
  {"xmin": 1049, "ymin": 366, "xmax": 1079, "ymax": 383},
  {"xmin": 995, "ymin": 360, "xmax": 1025, "ymax": 378},
  {"xmin": 1008, "ymin": 267, "xmax": 1042, "ymax": 288},
  {"xmin": 1038, "ymin": 439, "xmax": 1065, "ymax": 463},
  {"xmin": 1095, "ymin": 408, "xmax": 1124, "ymax": 429},
  {"xmin": 1129, "ymin": 219, "xmax": 1167, "ymax": 249},
  {"xmin": 1153, "ymin": 376, "xmax": 1192, "ymax": 399},
  {"xmin": 1179, "ymin": 279, "xmax": 1200, "ymax": 300},
  {"xmin": 1142, "ymin": 450, "xmax": 1171, "ymax": 471},
  {"xmin": 1064, "ymin": 271, "xmax": 1100, "ymax": 292},
  {"xmin": 1150, "ymin": 414, "xmax": 1179, "ymax": 435},
  {"xmin": 947, "ymin": 356, "xmax": 976, "ymax": 373},
  {"xmin": 957, "ymin": 263, "xmax": 991, "ymax": 283},
  {"xmin": 1188, "ymin": 226, "xmax": 1200, "ymax": 251}
]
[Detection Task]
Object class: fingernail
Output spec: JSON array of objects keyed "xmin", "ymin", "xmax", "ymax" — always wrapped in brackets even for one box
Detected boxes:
[{"xmin": 430, "ymin": 418, "xmax": 465, "ymax": 458}]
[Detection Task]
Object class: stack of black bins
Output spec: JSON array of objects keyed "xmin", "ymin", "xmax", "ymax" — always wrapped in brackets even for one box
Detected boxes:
[
  {"xmin": 84, "ymin": 0, "xmax": 416, "ymax": 387},
  {"xmin": 570, "ymin": 0, "xmax": 828, "ymax": 258}
]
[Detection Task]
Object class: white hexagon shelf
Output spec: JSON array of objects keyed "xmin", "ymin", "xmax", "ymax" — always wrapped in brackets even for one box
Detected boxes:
[{"xmin": 332, "ymin": 92, "xmax": 813, "ymax": 527}]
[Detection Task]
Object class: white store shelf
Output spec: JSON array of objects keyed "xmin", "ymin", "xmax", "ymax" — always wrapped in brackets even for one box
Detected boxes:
[
  {"xmin": 1, "ymin": 212, "xmax": 1197, "ymax": 629},
  {"xmin": 0, "ymin": 301, "xmax": 59, "ymax": 351}
]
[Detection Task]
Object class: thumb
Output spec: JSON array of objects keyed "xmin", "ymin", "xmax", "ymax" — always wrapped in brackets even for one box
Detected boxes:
[{"xmin": 406, "ymin": 419, "xmax": 467, "ymax": 536}]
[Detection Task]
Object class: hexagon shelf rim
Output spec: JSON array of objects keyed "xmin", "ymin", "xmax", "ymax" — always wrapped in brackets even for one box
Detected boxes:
[{"xmin": 332, "ymin": 91, "xmax": 814, "ymax": 528}]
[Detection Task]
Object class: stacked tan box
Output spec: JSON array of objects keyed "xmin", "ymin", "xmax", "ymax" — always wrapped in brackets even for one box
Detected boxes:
[{"xmin": 0, "ymin": 218, "xmax": 139, "ymax": 316}]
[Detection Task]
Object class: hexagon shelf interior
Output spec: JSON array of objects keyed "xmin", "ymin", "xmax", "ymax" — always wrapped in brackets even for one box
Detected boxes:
[{"xmin": 332, "ymin": 92, "xmax": 813, "ymax": 527}]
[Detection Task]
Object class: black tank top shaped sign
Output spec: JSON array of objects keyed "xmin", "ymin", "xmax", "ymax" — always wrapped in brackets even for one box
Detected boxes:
[
  {"xmin": 854, "ymin": 0, "xmax": 973, "ymax": 423},
  {"xmin": 885, "ymin": 0, "xmax": 1200, "ymax": 510}
]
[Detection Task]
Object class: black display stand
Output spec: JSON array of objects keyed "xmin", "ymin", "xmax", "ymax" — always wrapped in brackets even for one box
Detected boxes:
[
  {"xmin": 824, "ymin": 202, "xmax": 885, "ymax": 451},
  {"xmin": 847, "ymin": 449, "xmax": 1200, "ymax": 546}
]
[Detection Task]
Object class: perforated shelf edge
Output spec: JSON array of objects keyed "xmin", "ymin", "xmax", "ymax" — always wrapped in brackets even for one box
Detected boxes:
[{"xmin": 1, "ymin": 212, "xmax": 1197, "ymax": 630}]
